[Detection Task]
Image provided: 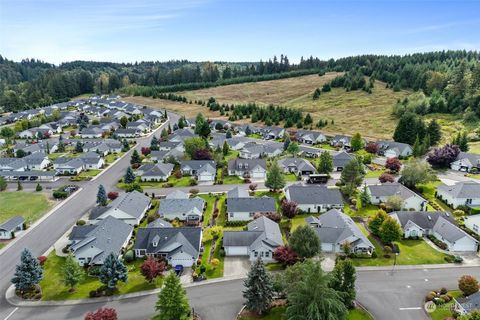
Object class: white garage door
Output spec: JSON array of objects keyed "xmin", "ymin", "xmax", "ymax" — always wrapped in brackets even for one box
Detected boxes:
[
  {"xmin": 322, "ymin": 243, "xmax": 333, "ymax": 252},
  {"xmin": 225, "ymin": 246, "xmax": 249, "ymax": 256},
  {"xmin": 252, "ymin": 171, "xmax": 264, "ymax": 179}
]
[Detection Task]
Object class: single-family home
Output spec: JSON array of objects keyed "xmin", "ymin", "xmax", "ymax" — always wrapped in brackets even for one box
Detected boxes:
[
  {"xmin": 138, "ymin": 163, "xmax": 174, "ymax": 182},
  {"xmin": 146, "ymin": 218, "xmax": 173, "ymax": 228},
  {"xmin": 159, "ymin": 190, "xmax": 205, "ymax": 223},
  {"xmin": 223, "ymin": 216, "xmax": 284, "ymax": 262},
  {"xmin": 367, "ymin": 182, "xmax": 427, "ymax": 211},
  {"xmin": 306, "ymin": 209, "xmax": 374, "ymax": 254},
  {"xmin": 464, "ymin": 214, "xmax": 480, "ymax": 236},
  {"xmin": 331, "ymin": 135, "xmax": 352, "ymax": 148},
  {"xmin": 150, "ymin": 150, "xmax": 170, "ymax": 162},
  {"xmin": 227, "ymin": 159, "xmax": 267, "ymax": 181},
  {"xmin": 0, "ymin": 216, "xmax": 25, "ymax": 240},
  {"xmin": 227, "ymin": 197, "xmax": 277, "ymax": 221},
  {"xmin": 115, "ymin": 128, "xmax": 141, "ymax": 138},
  {"xmin": 450, "ymin": 152, "xmax": 480, "ymax": 173},
  {"xmin": 376, "ymin": 140, "xmax": 413, "ymax": 159},
  {"xmin": 437, "ymin": 181, "xmax": 480, "ymax": 209},
  {"xmin": 69, "ymin": 216, "xmax": 133, "ymax": 266},
  {"xmin": 23, "ymin": 152, "xmax": 51, "ymax": 170},
  {"xmin": 298, "ymin": 145, "xmax": 322, "ymax": 158},
  {"xmin": 239, "ymin": 144, "xmax": 265, "ymax": 159},
  {"xmin": 261, "ymin": 127, "xmax": 285, "ymax": 140},
  {"xmin": 433, "ymin": 217, "xmax": 478, "ymax": 252},
  {"xmin": 390, "ymin": 211, "xmax": 456, "ymax": 238},
  {"xmin": 79, "ymin": 151, "xmax": 105, "ymax": 169},
  {"xmin": 332, "ymin": 152, "xmax": 355, "ymax": 171},
  {"xmin": 134, "ymin": 227, "xmax": 202, "ymax": 267},
  {"xmin": 278, "ymin": 158, "xmax": 316, "ymax": 176},
  {"xmin": 454, "ymin": 291, "xmax": 480, "ymax": 315},
  {"xmin": 294, "ymin": 130, "xmax": 327, "ymax": 144},
  {"xmin": 53, "ymin": 158, "xmax": 85, "ymax": 175},
  {"xmin": 180, "ymin": 160, "xmax": 217, "ymax": 182},
  {"xmin": 284, "ymin": 185, "xmax": 343, "ymax": 213},
  {"xmin": 80, "ymin": 127, "xmax": 103, "ymax": 139}
]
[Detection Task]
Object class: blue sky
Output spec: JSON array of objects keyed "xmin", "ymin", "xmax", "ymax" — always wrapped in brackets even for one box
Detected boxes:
[{"xmin": 1, "ymin": 0, "xmax": 479, "ymax": 64}]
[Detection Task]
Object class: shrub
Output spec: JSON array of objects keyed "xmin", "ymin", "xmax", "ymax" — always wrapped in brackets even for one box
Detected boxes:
[
  {"xmin": 37, "ymin": 256, "xmax": 47, "ymax": 265},
  {"xmin": 189, "ymin": 178, "xmax": 198, "ymax": 186},
  {"xmin": 440, "ymin": 294, "xmax": 451, "ymax": 302},
  {"xmin": 76, "ymin": 219, "xmax": 86, "ymax": 226},
  {"xmin": 107, "ymin": 192, "xmax": 119, "ymax": 200},
  {"xmin": 174, "ymin": 171, "xmax": 183, "ymax": 179},
  {"xmin": 425, "ymin": 293, "xmax": 435, "ymax": 302},
  {"xmin": 211, "ymin": 258, "xmax": 220, "ymax": 265},
  {"xmin": 434, "ymin": 298, "xmax": 445, "ymax": 305},
  {"xmin": 62, "ymin": 246, "xmax": 70, "ymax": 254},
  {"xmin": 459, "ymin": 275, "xmax": 480, "ymax": 296},
  {"xmin": 124, "ymin": 250, "xmax": 135, "ymax": 263},
  {"xmin": 371, "ymin": 251, "xmax": 378, "ymax": 258},
  {"xmin": 53, "ymin": 190, "xmax": 68, "ymax": 199},
  {"xmin": 189, "ymin": 188, "xmax": 199, "ymax": 195},
  {"xmin": 379, "ymin": 173, "xmax": 395, "ymax": 183}
]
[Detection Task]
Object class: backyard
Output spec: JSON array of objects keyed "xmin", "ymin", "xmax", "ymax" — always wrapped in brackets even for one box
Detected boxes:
[{"xmin": 0, "ymin": 192, "xmax": 54, "ymax": 225}]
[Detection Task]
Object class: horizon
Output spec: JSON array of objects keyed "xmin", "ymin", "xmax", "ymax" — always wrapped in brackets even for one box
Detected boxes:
[{"xmin": 1, "ymin": 0, "xmax": 480, "ymax": 65}]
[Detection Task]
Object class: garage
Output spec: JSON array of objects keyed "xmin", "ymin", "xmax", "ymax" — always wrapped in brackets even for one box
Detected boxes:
[
  {"xmin": 251, "ymin": 169, "xmax": 265, "ymax": 180},
  {"xmin": 169, "ymin": 252, "xmax": 195, "ymax": 267},
  {"xmin": 321, "ymin": 243, "xmax": 334, "ymax": 252},
  {"xmin": 224, "ymin": 246, "xmax": 249, "ymax": 256}
]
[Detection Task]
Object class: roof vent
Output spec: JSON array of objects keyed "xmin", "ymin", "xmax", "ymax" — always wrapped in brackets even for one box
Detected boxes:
[
  {"xmin": 427, "ymin": 216, "xmax": 432, "ymax": 221},
  {"xmin": 446, "ymin": 212, "xmax": 450, "ymax": 217}
]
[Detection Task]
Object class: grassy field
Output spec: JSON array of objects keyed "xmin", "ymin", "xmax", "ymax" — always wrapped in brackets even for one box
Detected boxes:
[{"xmin": 0, "ymin": 192, "xmax": 53, "ymax": 225}]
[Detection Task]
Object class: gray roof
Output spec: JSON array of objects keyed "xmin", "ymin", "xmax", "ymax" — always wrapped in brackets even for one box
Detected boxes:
[
  {"xmin": 0, "ymin": 216, "xmax": 24, "ymax": 232},
  {"xmin": 437, "ymin": 181, "xmax": 480, "ymax": 199},
  {"xmin": 159, "ymin": 197, "xmax": 205, "ymax": 216},
  {"xmin": 150, "ymin": 150, "xmax": 170, "ymax": 160},
  {"xmin": 102, "ymin": 191, "xmax": 151, "ymax": 220},
  {"xmin": 227, "ymin": 159, "xmax": 267, "ymax": 171},
  {"xmin": 181, "ymin": 160, "xmax": 216, "ymax": 171},
  {"xmin": 455, "ymin": 152, "xmax": 480, "ymax": 166},
  {"xmin": 227, "ymin": 197, "xmax": 276, "ymax": 213},
  {"xmin": 456, "ymin": 291, "xmax": 480, "ymax": 313},
  {"xmin": 146, "ymin": 218, "xmax": 173, "ymax": 228},
  {"xmin": 134, "ymin": 227, "xmax": 202, "ymax": 258},
  {"xmin": 278, "ymin": 158, "xmax": 316, "ymax": 173},
  {"xmin": 70, "ymin": 216, "xmax": 133, "ymax": 265},
  {"xmin": 333, "ymin": 151, "xmax": 354, "ymax": 167},
  {"xmin": 227, "ymin": 186, "xmax": 249, "ymax": 199},
  {"xmin": 69, "ymin": 224, "xmax": 97, "ymax": 241},
  {"xmin": 223, "ymin": 216, "xmax": 283, "ymax": 249},
  {"xmin": 433, "ymin": 217, "xmax": 477, "ymax": 244},
  {"xmin": 368, "ymin": 182, "xmax": 424, "ymax": 201},
  {"xmin": 390, "ymin": 211, "xmax": 456, "ymax": 230},
  {"xmin": 377, "ymin": 140, "xmax": 412, "ymax": 153},
  {"xmin": 89, "ymin": 206, "xmax": 110, "ymax": 220},
  {"xmin": 141, "ymin": 163, "xmax": 174, "ymax": 177},
  {"xmin": 307, "ymin": 209, "xmax": 374, "ymax": 248},
  {"xmin": 286, "ymin": 185, "xmax": 343, "ymax": 205},
  {"xmin": 166, "ymin": 190, "xmax": 189, "ymax": 199}
]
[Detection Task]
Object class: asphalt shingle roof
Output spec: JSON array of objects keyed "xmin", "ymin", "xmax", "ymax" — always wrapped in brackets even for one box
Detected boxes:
[{"xmin": 286, "ymin": 185, "xmax": 343, "ymax": 205}]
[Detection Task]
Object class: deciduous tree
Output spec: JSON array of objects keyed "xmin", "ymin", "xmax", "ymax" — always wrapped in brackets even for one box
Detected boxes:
[
  {"xmin": 140, "ymin": 257, "xmax": 165, "ymax": 283},
  {"xmin": 265, "ymin": 162, "xmax": 286, "ymax": 191},
  {"xmin": 459, "ymin": 275, "xmax": 479, "ymax": 296},
  {"xmin": 318, "ymin": 151, "xmax": 333, "ymax": 174},
  {"xmin": 289, "ymin": 225, "xmax": 321, "ymax": 259}
]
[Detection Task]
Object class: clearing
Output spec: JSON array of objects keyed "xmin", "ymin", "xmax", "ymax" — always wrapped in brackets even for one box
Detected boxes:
[{"xmin": 0, "ymin": 192, "xmax": 54, "ymax": 225}]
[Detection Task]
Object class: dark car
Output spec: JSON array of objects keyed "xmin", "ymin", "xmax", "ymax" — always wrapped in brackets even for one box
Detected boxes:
[
  {"xmin": 174, "ymin": 265, "xmax": 184, "ymax": 276},
  {"xmin": 29, "ymin": 176, "xmax": 38, "ymax": 181}
]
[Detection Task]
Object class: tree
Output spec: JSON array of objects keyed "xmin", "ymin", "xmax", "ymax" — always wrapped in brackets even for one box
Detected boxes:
[
  {"xmin": 193, "ymin": 149, "xmax": 212, "ymax": 160},
  {"xmin": 340, "ymin": 157, "xmax": 365, "ymax": 196},
  {"xmin": 412, "ymin": 135, "xmax": 423, "ymax": 157},
  {"xmin": 379, "ymin": 173, "xmax": 395, "ymax": 183},
  {"xmin": 243, "ymin": 258, "xmax": 274, "ymax": 315},
  {"xmin": 350, "ymin": 133, "xmax": 363, "ymax": 152},
  {"xmin": 284, "ymin": 260, "xmax": 347, "ymax": 320},
  {"xmin": 96, "ymin": 185, "xmax": 107, "ymax": 206},
  {"xmin": 427, "ymin": 144, "xmax": 461, "ymax": 168},
  {"xmin": 222, "ymin": 141, "xmax": 230, "ymax": 156},
  {"xmin": 184, "ymin": 137, "xmax": 208, "ymax": 159},
  {"xmin": 120, "ymin": 116, "xmax": 128, "ymax": 128},
  {"xmin": 140, "ymin": 257, "xmax": 166, "ymax": 283},
  {"xmin": 99, "ymin": 253, "xmax": 128, "ymax": 290},
  {"xmin": 265, "ymin": 162, "xmax": 286, "ymax": 191},
  {"xmin": 283, "ymin": 135, "xmax": 291, "ymax": 151},
  {"xmin": 287, "ymin": 141, "xmax": 299, "ymax": 156},
  {"xmin": 62, "ymin": 254, "xmax": 84, "ymax": 291},
  {"xmin": 329, "ymin": 259, "xmax": 357, "ymax": 308},
  {"xmin": 11, "ymin": 248, "xmax": 43, "ymax": 291},
  {"xmin": 359, "ymin": 185, "xmax": 371, "ymax": 205},
  {"xmin": 17, "ymin": 180, "xmax": 22, "ymax": 191},
  {"xmin": 160, "ymin": 128, "xmax": 168, "ymax": 140},
  {"xmin": 0, "ymin": 177, "xmax": 7, "ymax": 191},
  {"xmin": 194, "ymin": 113, "xmax": 210, "ymax": 138},
  {"xmin": 393, "ymin": 112, "xmax": 426, "ymax": 145},
  {"xmin": 84, "ymin": 307, "xmax": 118, "ymax": 320},
  {"xmin": 379, "ymin": 216, "xmax": 402, "ymax": 244},
  {"xmin": 399, "ymin": 159, "xmax": 435, "ymax": 188},
  {"xmin": 0, "ymin": 127, "xmax": 14, "ymax": 139},
  {"xmin": 427, "ymin": 120, "xmax": 442, "ymax": 146},
  {"xmin": 35, "ymin": 183, "xmax": 43, "ymax": 192},
  {"xmin": 459, "ymin": 131, "xmax": 469, "ymax": 152},
  {"xmin": 318, "ymin": 151, "xmax": 333, "ymax": 174},
  {"xmin": 289, "ymin": 225, "xmax": 321, "ymax": 259},
  {"xmin": 58, "ymin": 134, "xmax": 65, "ymax": 152},
  {"xmin": 155, "ymin": 272, "xmax": 190, "ymax": 320},
  {"xmin": 365, "ymin": 143, "xmax": 379, "ymax": 154},
  {"xmin": 281, "ymin": 200, "xmax": 298, "ymax": 218},
  {"xmin": 150, "ymin": 136, "xmax": 159, "ymax": 150},
  {"xmin": 368, "ymin": 210, "xmax": 388, "ymax": 235},
  {"xmin": 16, "ymin": 149, "xmax": 27, "ymax": 158},
  {"xmin": 385, "ymin": 195, "xmax": 403, "ymax": 211},
  {"xmin": 313, "ymin": 88, "xmax": 321, "ymax": 100},
  {"xmin": 130, "ymin": 150, "xmax": 141, "ymax": 167},
  {"xmin": 121, "ymin": 139, "xmax": 129, "ymax": 152},
  {"xmin": 273, "ymin": 246, "xmax": 298, "ymax": 266},
  {"xmin": 459, "ymin": 275, "xmax": 479, "ymax": 296},
  {"xmin": 385, "ymin": 157, "xmax": 402, "ymax": 173},
  {"xmin": 124, "ymin": 166, "xmax": 136, "ymax": 184},
  {"xmin": 75, "ymin": 141, "xmax": 83, "ymax": 153},
  {"xmin": 107, "ymin": 192, "xmax": 119, "ymax": 200},
  {"xmin": 226, "ymin": 130, "xmax": 233, "ymax": 139},
  {"xmin": 304, "ymin": 113, "xmax": 313, "ymax": 125}
]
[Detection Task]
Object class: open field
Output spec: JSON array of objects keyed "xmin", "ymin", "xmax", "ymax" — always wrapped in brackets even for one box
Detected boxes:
[{"xmin": 0, "ymin": 192, "xmax": 54, "ymax": 225}]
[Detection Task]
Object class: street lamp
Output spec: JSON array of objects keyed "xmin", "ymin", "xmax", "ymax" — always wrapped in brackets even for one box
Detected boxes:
[{"xmin": 390, "ymin": 243, "xmax": 400, "ymax": 276}]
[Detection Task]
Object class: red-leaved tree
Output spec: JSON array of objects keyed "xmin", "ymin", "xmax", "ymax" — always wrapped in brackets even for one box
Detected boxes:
[
  {"xmin": 273, "ymin": 246, "xmax": 298, "ymax": 266},
  {"xmin": 385, "ymin": 157, "xmax": 401, "ymax": 173},
  {"xmin": 249, "ymin": 184, "xmax": 258, "ymax": 192},
  {"xmin": 365, "ymin": 143, "xmax": 379, "ymax": 154},
  {"xmin": 427, "ymin": 144, "xmax": 460, "ymax": 168},
  {"xmin": 193, "ymin": 149, "xmax": 212, "ymax": 160},
  {"xmin": 141, "ymin": 147, "xmax": 151, "ymax": 156},
  {"xmin": 84, "ymin": 308, "xmax": 118, "ymax": 320},
  {"xmin": 107, "ymin": 192, "xmax": 119, "ymax": 201},
  {"xmin": 379, "ymin": 173, "xmax": 395, "ymax": 183},
  {"xmin": 281, "ymin": 200, "xmax": 298, "ymax": 219},
  {"xmin": 140, "ymin": 257, "xmax": 166, "ymax": 283}
]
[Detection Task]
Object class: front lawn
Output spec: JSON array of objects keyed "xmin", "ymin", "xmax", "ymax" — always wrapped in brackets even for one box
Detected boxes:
[
  {"xmin": 224, "ymin": 150, "xmax": 240, "ymax": 161},
  {"xmin": 117, "ymin": 176, "xmax": 192, "ymax": 189},
  {"xmin": 238, "ymin": 307, "xmax": 372, "ymax": 320},
  {"xmin": 40, "ymin": 252, "xmax": 163, "ymax": 300},
  {"xmin": 0, "ymin": 192, "xmax": 53, "ymax": 225},
  {"xmin": 283, "ymin": 173, "xmax": 299, "ymax": 182},
  {"xmin": 288, "ymin": 213, "xmax": 310, "ymax": 231},
  {"xmin": 364, "ymin": 169, "xmax": 383, "ymax": 178},
  {"xmin": 105, "ymin": 152, "xmax": 124, "ymax": 164},
  {"xmin": 429, "ymin": 290, "xmax": 462, "ymax": 320},
  {"xmin": 344, "ymin": 203, "xmax": 379, "ymax": 218},
  {"xmin": 223, "ymin": 175, "xmax": 245, "ymax": 184}
]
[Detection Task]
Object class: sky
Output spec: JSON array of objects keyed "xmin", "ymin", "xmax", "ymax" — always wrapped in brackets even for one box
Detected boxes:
[{"xmin": 1, "ymin": 0, "xmax": 480, "ymax": 65}]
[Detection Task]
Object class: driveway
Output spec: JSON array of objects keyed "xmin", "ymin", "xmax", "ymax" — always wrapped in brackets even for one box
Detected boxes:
[{"xmin": 224, "ymin": 257, "xmax": 250, "ymax": 277}]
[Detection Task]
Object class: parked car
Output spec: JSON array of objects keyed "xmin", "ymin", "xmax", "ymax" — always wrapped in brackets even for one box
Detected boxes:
[{"xmin": 175, "ymin": 265, "xmax": 184, "ymax": 276}]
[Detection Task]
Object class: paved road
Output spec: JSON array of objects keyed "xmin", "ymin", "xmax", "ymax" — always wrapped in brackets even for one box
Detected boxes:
[{"xmin": 0, "ymin": 113, "xmax": 179, "ymax": 320}]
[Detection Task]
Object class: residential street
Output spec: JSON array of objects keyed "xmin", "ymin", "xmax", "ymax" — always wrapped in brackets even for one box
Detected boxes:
[{"xmin": 0, "ymin": 113, "xmax": 179, "ymax": 320}]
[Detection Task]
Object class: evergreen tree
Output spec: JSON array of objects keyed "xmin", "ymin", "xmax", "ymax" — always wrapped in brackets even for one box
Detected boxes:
[
  {"xmin": 75, "ymin": 141, "xmax": 83, "ymax": 153},
  {"xmin": 312, "ymin": 88, "xmax": 321, "ymax": 100},
  {"xmin": 99, "ymin": 253, "xmax": 128, "ymax": 290},
  {"xmin": 287, "ymin": 141, "xmax": 299, "ymax": 156},
  {"xmin": 150, "ymin": 136, "xmax": 159, "ymax": 151},
  {"xmin": 17, "ymin": 180, "xmax": 22, "ymax": 191},
  {"xmin": 243, "ymin": 258, "xmax": 274, "ymax": 315},
  {"xmin": 11, "ymin": 248, "xmax": 43, "ymax": 291},
  {"xmin": 35, "ymin": 183, "xmax": 42, "ymax": 192},
  {"xmin": 96, "ymin": 184, "xmax": 107, "ymax": 206},
  {"xmin": 121, "ymin": 139, "xmax": 129, "ymax": 152},
  {"xmin": 318, "ymin": 151, "xmax": 333, "ymax": 174},
  {"xmin": 265, "ymin": 162, "xmax": 286, "ymax": 191},
  {"xmin": 340, "ymin": 157, "xmax": 365, "ymax": 196},
  {"xmin": 359, "ymin": 184, "xmax": 371, "ymax": 205},
  {"xmin": 422, "ymin": 134, "xmax": 431, "ymax": 154},
  {"xmin": 289, "ymin": 225, "xmax": 321, "ymax": 259},
  {"xmin": 427, "ymin": 119, "xmax": 442, "ymax": 146},
  {"xmin": 62, "ymin": 254, "xmax": 84, "ymax": 291},
  {"xmin": 283, "ymin": 135, "xmax": 291, "ymax": 151},
  {"xmin": 120, "ymin": 116, "xmax": 128, "ymax": 128},
  {"xmin": 412, "ymin": 135, "xmax": 422, "ymax": 157},
  {"xmin": 130, "ymin": 150, "xmax": 141, "ymax": 167},
  {"xmin": 304, "ymin": 113, "xmax": 313, "ymax": 125},
  {"xmin": 226, "ymin": 130, "xmax": 232, "ymax": 139},
  {"xmin": 222, "ymin": 141, "xmax": 230, "ymax": 156},
  {"xmin": 155, "ymin": 272, "xmax": 190, "ymax": 320},
  {"xmin": 0, "ymin": 177, "xmax": 7, "ymax": 191},
  {"xmin": 58, "ymin": 134, "xmax": 65, "ymax": 152},
  {"xmin": 124, "ymin": 166, "xmax": 136, "ymax": 184},
  {"xmin": 329, "ymin": 259, "xmax": 357, "ymax": 308},
  {"xmin": 161, "ymin": 128, "xmax": 168, "ymax": 140},
  {"xmin": 350, "ymin": 132, "xmax": 363, "ymax": 152},
  {"xmin": 459, "ymin": 132, "xmax": 469, "ymax": 152}
]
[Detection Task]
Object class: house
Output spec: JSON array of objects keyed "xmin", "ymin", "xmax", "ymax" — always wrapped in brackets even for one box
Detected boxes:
[
  {"xmin": 150, "ymin": 150, "xmax": 170, "ymax": 162},
  {"xmin": 127, "ymin": 121, "xmax": 150, "ymax": 132},
  {"xmin": 53, "ymin": 158, "xmax": 85, "ymax": 175},
  {"xmin": 390, "ymin": 211, "xmax": 456, "ymax": 238},
  {"xmin": 332, "ymin": 152, "xmax": 354, "ymax": 171},
  {"xmin": 138, "ymin": 163, "xmax": 174, "ymax": 182},
  {"xmin": 437, "ymin": 181, "xmax": 480, "ymax": 209},
  {"xmin": 262, "ymin": 142, "xmax": 284, "ymax": 157},
  {"xmin": 180, "ymin": 160, "xmax": 217, "ymax": 182},
  {"xmin": 227, "ymin": 186, "xmax": 250, "ymax": 199},
  {"xmin": 134, "ymin": 227, "xmax": 202, "ymax": 267},
  {"xmin": 331, "ymin": 135, "xmax": 352, "ymax": 148},
  {"xmin": 159, "ymin": 190, "xmax": 205, "ymax": 223},
  {"xmin": 23, "ymin": 152, "xmax": 51, "ymax": 170},
  {"xmin": 69, "ymin": 216, "xmax": 133, "ymax": 266},
  {"xmin": 260, "ymin": 127, "xmax": 285, "ymax": 140},
  {"xmin": 376, "ymin": 140, "xmax": 413, "ymax": 158},
  {"xmin": 299, "ymin": 145, "xmax": 322, "ymax": 158},
  {"xmin": 146, "ymin": 218, "xmax": 173, "ymax": 228},
  {"xmin": 169, "ymin": 128, "xmax": 197, "ymax": 142},
  {"xmin": 284, "ymin": 185, "xmax": 343, "ymax": 213},
  {"xmin": 0, "ymin": 216, "xmax": 25, "ymax": 240},
  {"xmin": 80, "ymin": 127, "xmax": 103, "ymax": 139},
  {"xmin": 227, "ymin": 197, "xmax": 277, "ymax": 221},
  {"xmin": 432, "ymin": 217, "xmax": 478, "ymax": 252},
  {"xmin": 450, "ymin": 152, "xmax": 480, "ymax": 173},
  {"xmin": 464, "ymin": 214, "xmax": 480, "ymax": 236},
  {"xmin": 223, "ymin": 216, "xmax": 284, "ymax": 262},
  {"xmin": 89, "ymin": 191, "xmax": 151, "ymax": 226},
  {"xmin": 79, "ymin": 151, "xmax": 105, "ymax": 169},
  {"xmin": 454, "ymin": 291, "xmax": 480, "ymax": 315},
  {"xmin": 239, "ymin": 144, "xmax": 265, "ymax": 159},
  {"xmin": 306, "ymin": 209, "xmax": 374, "ymax": 254},
  {"xmin": 227, "ymin": 159, "xmax": 267, "ymax": 181},
  {"xmin": 278, "ymin": 158, "xmax": 316, "ymax": 176},
  {"xmin": 294, "ymin": 130, "xmax": 327, "ymax": 145},
  {"xmin": 115, "ymin": 128, "xmax": 141, "ymax": 138},
  {"xmin": 367, "ymin": 182, "xmax": 427, "ymax": 211}
]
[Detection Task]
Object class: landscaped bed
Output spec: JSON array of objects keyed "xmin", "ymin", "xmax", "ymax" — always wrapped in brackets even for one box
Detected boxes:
[
  {"xmin": 238, "ymin": 306, "xmax": 373, "ymax": 320},
  {"xmin": 428, "ymin": 290, "xmax": 462, "ymax": 320},
  {"xmin": 0, "ymin": 191, "xmax": 54, "ymax": 225}
]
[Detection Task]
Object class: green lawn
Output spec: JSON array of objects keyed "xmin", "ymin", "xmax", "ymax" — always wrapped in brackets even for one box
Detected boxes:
[
  {"xmin": 288, "ymin": 213, "xmax": 310, "ymax": 231},
  {"xmin": 429, "ymin": 290, "xmax": 462, "ymax": 320},
  {"xmin": 283, "ymin": 173, "xmax": 299, "ymax": 182},
  {"xmin": 198, "ymin": 234, "xmax": 224, "ymax": 279},
  {"xmin": 216, "ymin": 195, "xmax": 227, "ymax": 226},
  {"xmin": 79, "ymin": 169, "xmax": 101, "ymax": 177},
  {"xmin": 347, "ymin": 309, "xmax": 374, "ymax": 320},
  {"xmin": 0, "ymin": 192, "xmax": 53, "ymax": 225},
  {"xmin": 105, "ymin": 152, "xmax": 124, "ymax": 164},
  {"xmin": 239, "ymin": 307, "xmax": 372, "ymax": 320},
  {"xmin": 198, "ymin": 194, "xmax": 216, "ymax": 227},
  {"xmin": 470, "ymin": 142, "xmax": 480, "ymax": 155},
  {"xmin": 223, "ymin": 175, "xmax": 245, "ymax": 184},
  {"xmin": 224, "ymin": 150, "xmax": 240, "ymax": 161},
  {"xmin": 364, "ymin": 169, "xmax": 384, "ymax": 178},
  {"xmin": 417, "ymin": 181, "xmax": 452, "ymax": 212},
  {"xmin": 352, "ymin": 223, "xmax": 450, "ymax": 267},
  {"xmin": 40, "ymin": 252, "xmax": 163, "ymax": 300},
  {"xmin": 344, "ymin": 203, "xmax": 380, "ymax": 218},
  {"xmin": 255, "ymin": 191, "xmax": 283, "ymax": 210},
  {"xmin": 118, "ymin": 176, "xmax": 192, "ymax": 189}
]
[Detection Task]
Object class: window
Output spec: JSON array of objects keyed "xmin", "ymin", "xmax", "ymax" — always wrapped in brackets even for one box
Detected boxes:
[
  {"xmin": 249, "ymin": 212, "xmax": 254, "ymax": 217},
  {"xmin": 265, "ymin": 252, "xmax": 270, "ymax": 258},
  {"xmin": 261, "ymin": 251, "xmax": 264, "ymax": 257},
  {"xmin": 254, "ymin": 252, "xmax": 258, "ymax": 257},
  {"xmin": 467, "ymin": 199, "xmax": 473, "ymax": 205},
  {"xmin": 229, "ymin": 213, "xmax": 234, "ymax": 218},
  {"xmin": 474, "ymin": 224, "xmax": 479, "ymax": 232}
]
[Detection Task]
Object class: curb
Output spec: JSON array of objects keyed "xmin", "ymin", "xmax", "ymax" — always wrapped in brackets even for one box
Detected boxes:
[
  {"xmin": 0, "ymin": 187, "xmax": 83, "ymax": 256},
  {"xmin": 356, "ymin": 263, "xmax": 480, "ymax": 271},
  {"xmin": 5, "ymin": 275, "xmax": 246, "ymax": 307}
]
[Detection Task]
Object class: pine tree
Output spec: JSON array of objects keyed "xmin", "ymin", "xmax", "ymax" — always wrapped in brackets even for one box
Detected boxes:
[
  {"xmin": 359, "ymin": 185, "xmax": 371, "ymax": 205},
  {"xmin": 11, "ymin": 248, "xmax": 43, "ymax": 291},
  {"xmin": 226, "ymin": 130, "xmax": 232, "ymax": 139},
  {"xmin": 62, "ymin": 254, "xmax": 84, "ymax": 291},
  {"xmin": 124, "ymin": 166, "xmax": 136, "ymax": 184},
  {"xmin": 96, "ymin": 184, "xmax": 107, "ymax": 206},
  {"xmin": 283, "ymin": 135, "xmax": 291, "ymax": 151},
  {"xmin": 340, "ymin": 157, "xmax": 365, "ymax": 196},
  {"xmin": 122, "ymin": 139, "xmax": 129, "ymax": 152},
  {"xmin": 222, "ymin": 141, "xmax": 230, "ymax": 156},
  {"xmin": 265, "ymin": 162, "xmax": 286, "ymax": 191},
  {"xmin": 120, "ymin": 116, "xmax": 128, "ymax": 128},
  {"xmin": 75, "ymin": 141, "xmax": 83, "ymax": 153},
  {"xmin": 412, "ymin": 135, "xmax": 422, "ymax": 157},
  {"xmin": 304, "ymin": 113, "xmax": 313, "ymax": 125},
  {"xmin": 427, "ymin": 119, "xmax": 442, "ymax": 146},
  {"xmin": 459, "ymin": 132, "xmax": 469, "ymax": 152},
  {"xmin": 313, "ymin": 88, "xmax": 321, "ymax": 100},
  {"xmin": 150, "ymin": 136, "xmax": 159, "ymax": 151},
  {"xmin": 58, "ymin": 134, "xmax": 65, "ymax": 152},
  {"xmin": 130, "ymin": 150, "xmax": 141, "ymax": 166},
  {"xmin": 422, "ymin": 134, "xmax": 431, "ymax": 154},
  {"xmin": 318, "ymin": 151, "xmax": 333, "ymax": 174},
  {"xmin": 99, "ymin": 253, "xmax": 128, "ymax": 290},
  {"xmin": 155, "ymin": 272, "xmax": 190, "ymax": 320},
  {"xmin": 330, "ymin": 259, "xmax": 357, "ymax": 308},
  {"xmin": 17, "ymin": 180, "xmax": 23, "ymax": 191},
  {"xmin": 35, "ymin": 183, "xmax": 42, "ymax": 192},
  {"xmin": 243, "ymin": 258, "xmax": 274, "ymax": 315}
]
